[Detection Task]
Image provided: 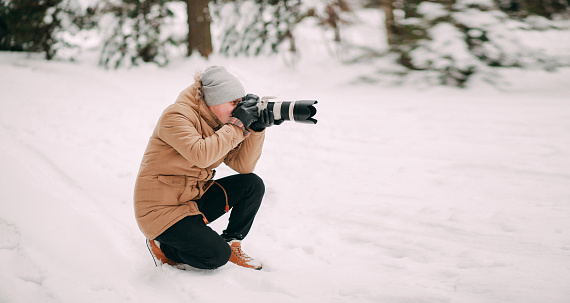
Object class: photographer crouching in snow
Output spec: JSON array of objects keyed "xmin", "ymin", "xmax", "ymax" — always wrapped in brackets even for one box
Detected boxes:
[{"xmin": 134, "ymin": 66, "xmax": 278, "ymax": 270}]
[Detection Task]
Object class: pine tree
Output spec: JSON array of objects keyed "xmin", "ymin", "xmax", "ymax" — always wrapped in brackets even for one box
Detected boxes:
[
  {"xmin": 0, "ymin": 0, "xmax": 93, "ymax": 60},
  {"xmin": 98, "ymin": 0, "xmax": 215, "ymax": 67},
  {"xmin": 382, "ymin": 0, "xmax": 570, "ymax": 86},
  {"xmin": 98, "ymin": 0, "xmax": 179, "ymax": 68},
  {"xmin": 211, "ymin": 0, "xmax": 304, "ymax": 56},
  {"xmin": 211, "ymin": 0, "xmax": 353, "ymax": 57}
]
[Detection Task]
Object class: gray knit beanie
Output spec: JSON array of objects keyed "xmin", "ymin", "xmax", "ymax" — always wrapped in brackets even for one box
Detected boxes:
[{"xmin": 200, "ymin": 66, "xmax": 245, "ymax": 106}]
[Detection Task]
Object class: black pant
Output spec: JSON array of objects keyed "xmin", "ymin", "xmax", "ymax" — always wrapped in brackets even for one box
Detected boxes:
[{"xmin": 155, "ymin": 173, "xmax": 264, "ymax": 269}]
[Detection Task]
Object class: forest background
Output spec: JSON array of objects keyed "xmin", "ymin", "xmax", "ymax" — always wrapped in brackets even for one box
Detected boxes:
[{"xmin": 1, "ymin": 0, "xmax": 570, "ymax": 87}]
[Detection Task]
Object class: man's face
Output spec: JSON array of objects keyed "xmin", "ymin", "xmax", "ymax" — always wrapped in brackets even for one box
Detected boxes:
[{"xmin": 208, "ymin": 98, "xmax": 241, "ymax": 124}]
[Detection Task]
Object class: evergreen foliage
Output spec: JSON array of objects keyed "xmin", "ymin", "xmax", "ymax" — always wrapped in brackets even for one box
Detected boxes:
[
  {"xmin": 210, "ymin": 0, "xmax": 353, "ymax": 57},
  {"xmin": 3, "ymin": 0, "xmax": 568, "ymax": 86},
  {"xmin": 0, "ymin": 0, "xmax": 92, "ymax": 60},
  {"xmin": 211, "ymin": 0, "xmax": 304, "ymax": 56},
  {"xmin": 386, "ymin": 0, "xmax": 570, "ymax": 86},
  {"xmin": 98, "ymin": 0, "xmax": 180, "ymax": 69}
]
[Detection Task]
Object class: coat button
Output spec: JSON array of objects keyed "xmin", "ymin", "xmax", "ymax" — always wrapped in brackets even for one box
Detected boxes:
[{"xmin": 225, "ymin": 128, "xmax": 230, "ymax": 133}]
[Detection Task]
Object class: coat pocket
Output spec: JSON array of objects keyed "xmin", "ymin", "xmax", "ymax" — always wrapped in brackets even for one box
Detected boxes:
[
  {"xmin": 157, "ymin": 175, "xmax": 186, "ymax": 187},
  {"xmin": 157, "ymin": 175, "xmax": 199, "ymax": 203},
  {"xmin": 179, "ymin": 181, "xmax": 199, "ymax": 203}
]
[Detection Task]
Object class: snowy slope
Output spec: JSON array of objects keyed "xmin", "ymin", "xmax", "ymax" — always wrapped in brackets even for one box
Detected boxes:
[{"xmin": 1, "ymin": 51, "xmax": 570, "ymax": 303}]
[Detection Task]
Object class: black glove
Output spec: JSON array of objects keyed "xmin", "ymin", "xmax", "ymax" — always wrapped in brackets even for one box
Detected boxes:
[
  {"xmin": 231, "ymin": 96, "xmax": 258, "ymax": 129},
  {"xmin": 242, "ymin": 94, "xmax": 259, "ymax": 103},
  {"xmin": 250, "ymin": 108, "xmax": 283, "ymax": 132}
]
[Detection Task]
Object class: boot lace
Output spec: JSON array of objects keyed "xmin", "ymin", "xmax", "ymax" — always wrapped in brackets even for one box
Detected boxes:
[{"xmin": 232, "ymin": 243, "xmax": 253, "ymax": 261}]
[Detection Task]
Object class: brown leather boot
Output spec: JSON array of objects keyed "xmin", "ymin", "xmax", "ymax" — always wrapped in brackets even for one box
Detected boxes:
[
  {"xmin": 228, "ymin": 240, "xmax": 262, "ymax": 270},
  {"xmin": 146, "ymin": 239, "xmax": 181, "ymax": 267}
]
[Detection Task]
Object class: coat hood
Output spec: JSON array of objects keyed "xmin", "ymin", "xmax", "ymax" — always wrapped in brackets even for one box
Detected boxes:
[{"xmin": 175, "ymin": 71, "xmax": 223, "ymax": 129}]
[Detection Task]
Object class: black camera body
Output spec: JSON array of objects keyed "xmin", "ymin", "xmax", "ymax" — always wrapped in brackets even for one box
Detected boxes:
[{"xmin": 257, "ymin": 96, "xmax": 318, "ymax": 124}]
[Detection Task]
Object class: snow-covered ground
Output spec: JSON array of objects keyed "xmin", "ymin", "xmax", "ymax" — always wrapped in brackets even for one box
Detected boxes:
[{"xmin": 1, "ymin": 49, "xmax": 569, "ymax": 303}]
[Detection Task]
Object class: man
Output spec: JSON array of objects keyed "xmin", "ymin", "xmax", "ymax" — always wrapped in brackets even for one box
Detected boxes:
[{"xmin": 134, "ymin": 66, "xmax": 277, "ymax": 270}]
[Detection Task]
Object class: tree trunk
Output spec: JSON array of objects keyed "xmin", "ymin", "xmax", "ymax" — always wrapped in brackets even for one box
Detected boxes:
[
  {"xmin": 186, "ymin": 0, "xmax": 212, "ymax": 58},
  {"xmin": 380, "ymin": 0, "xmax": 397, "ymax": 48}
]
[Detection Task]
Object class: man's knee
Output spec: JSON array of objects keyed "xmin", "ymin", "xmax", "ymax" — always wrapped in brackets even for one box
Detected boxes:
[
  {"xmin": 201, "ymin": 242, "xmax": 231, "ymax": 269},
  {"xmin": 244, "ymin": 173, "xmax": 265, "ymax": 195}
]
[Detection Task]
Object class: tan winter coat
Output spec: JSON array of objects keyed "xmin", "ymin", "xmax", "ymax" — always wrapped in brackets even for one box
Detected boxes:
[{"xmin": 134, "ymin": 73, "xmax": 265, "ymax": 240}]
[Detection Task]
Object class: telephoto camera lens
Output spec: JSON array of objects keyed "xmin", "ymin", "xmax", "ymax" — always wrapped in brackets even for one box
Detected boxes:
[{"xmin": 257, "ymin": 97, "xmax": 318, "ymax": 124}]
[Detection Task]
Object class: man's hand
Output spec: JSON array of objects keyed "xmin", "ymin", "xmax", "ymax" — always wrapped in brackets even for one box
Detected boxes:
[
  {"xmin": 250, "ymin": 108, "xmax": 283, "ymax": 132},
  {"xmin": 232, "ymin": 96, "xmax": 258, "ymax": 129},
  {"xmin": 242, "ymin": 94, "xmax": 259, "ymax": 104}
]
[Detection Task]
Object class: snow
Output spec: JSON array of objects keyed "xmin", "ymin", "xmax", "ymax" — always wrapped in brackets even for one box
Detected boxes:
[
  {"xmin": 417, "ymin": 2, "xmax": 448, "ymax": 21},
  {"xmin": 410, "ymin": 22, "xmax": 478, "ymax": 70},
  {"xmin": 1, "ymin": 46, "xmax": 570, "ymax": 303}
]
